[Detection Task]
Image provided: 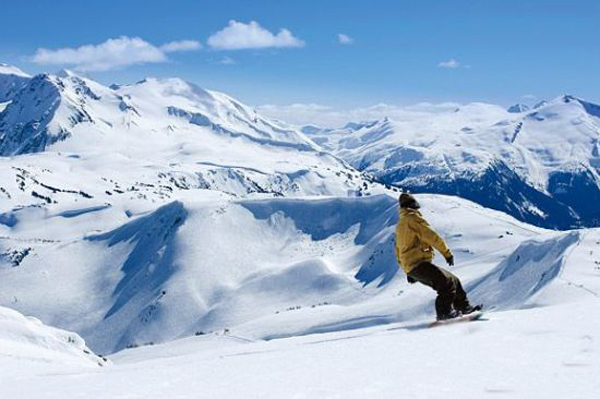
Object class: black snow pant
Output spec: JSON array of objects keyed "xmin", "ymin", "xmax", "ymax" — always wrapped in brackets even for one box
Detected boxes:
[{"xmin": 408, "ymin": 261, "xmax": 471, "ymax": 318}]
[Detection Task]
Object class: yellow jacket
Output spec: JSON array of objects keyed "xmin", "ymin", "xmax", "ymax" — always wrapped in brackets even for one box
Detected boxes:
[{"xmin": 395, "ymin": 207, "xmax": 453, "ymax": 273}]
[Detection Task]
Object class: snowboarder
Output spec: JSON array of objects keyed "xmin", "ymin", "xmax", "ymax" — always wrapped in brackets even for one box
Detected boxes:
[{"xmin": 395, "ymin": 193, "xmax": 481, "ymax": 320}]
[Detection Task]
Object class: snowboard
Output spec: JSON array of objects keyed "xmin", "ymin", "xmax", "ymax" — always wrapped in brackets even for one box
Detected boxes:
[{"xmin": 429, "ymin": 311, "xmax": 484, "ymax": 328}]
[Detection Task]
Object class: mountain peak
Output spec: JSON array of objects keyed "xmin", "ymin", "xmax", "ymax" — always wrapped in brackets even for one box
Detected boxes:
[
  {"xmin": 507, "ymin": 103, "xmax": 530, "ymax": 113},
  {"xmin": 0, "ymin": 63, "xmax": 32, "ymax": 102},
  {"xmin": 549, "ymin": 95, "xmax": 600, "ymax": 118},
  {"xmin": 121, "ymin": 76, "xmax": 214, "ymax": 101},
  {"xmin": 132, "ymin": 76, "xmax": 188, "ymax": 87},
  {"xmin": 55, "ymin": 69, "xmax": 78, "ymax": 78},
  {"xmin": 342, "ymin": 120, "xmax": 380, "ymax": 131},
  {"xmin": 0, "ymin": 63, "xmax": 30, "ymax": 78}
]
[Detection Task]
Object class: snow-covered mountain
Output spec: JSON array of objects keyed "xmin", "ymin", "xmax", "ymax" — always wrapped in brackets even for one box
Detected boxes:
[
  {"xmin": 0, "ymin": 63, "xmax": 30, "ymax": 103},
  {"xmin": 2, "ymin": 189, "xmax": 599, "ymax": 398},
  {"xmin": 0, "ymin": 68, "xmax": 379, "ymax": 207},
  {"xmin": 0, "ymin": 65, "xmax": 388, "ymax": 353},
  {"xmin": 0, "ymin": 187, "xmax": 584, "ymax": 354},
  {"xmin": 304, "ymin": 96, "xmax": 600, "ymax": 229},
  {"xmin": 1, "ymin": 65, "xmax": 599, "ymax": 398},
  {"xmin": 0, "ymin": 69, "xmax": 316, "ymax": 156},
  {"xmin": 507, "ymin": 103, "xmax": 530, "ymax": 113}
]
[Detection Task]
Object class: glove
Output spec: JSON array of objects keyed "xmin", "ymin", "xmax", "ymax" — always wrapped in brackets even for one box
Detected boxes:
[
  {"xmin": 445, "ymin": 255, "xmax": 454, "ymax": 267},
  {"xmin": 407, "ymin": 275, "xmax": 417, "ymax": 284}
]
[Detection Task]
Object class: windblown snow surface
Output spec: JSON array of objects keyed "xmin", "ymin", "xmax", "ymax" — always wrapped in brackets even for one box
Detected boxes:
[
  {"xmin": 0, "ymin": 305, "xmax": 107, "ymax": 371},
  {"xmin": 0, "ymin": 66, "xmax": 599, "ymax": 398}
]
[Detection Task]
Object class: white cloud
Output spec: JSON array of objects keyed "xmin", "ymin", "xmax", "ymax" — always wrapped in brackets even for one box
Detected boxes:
[
  {"xmin": 521, "ymin": 94, "xmax": 537, "ymax": 100},
  {"xmin": 160, "ymin": 40, "xmax": 202, "ymax": 52},
  {"xmin": 337, "ymin": 34, "xmax": 354, "ymax": 45},
  {"xmin": 207, "ymin": 20, "xmax": 305, "ymax": 50},
  {"xmin": 256, "ymin": 102, "xmax": 463, "ymax": 127},
  {"xmin": 438, "ymin": 58, "xmax": 461, "ymax": 68},
  {"xmin": 32, "ymin": 36, "xmax": 201, "ymax": 71}
]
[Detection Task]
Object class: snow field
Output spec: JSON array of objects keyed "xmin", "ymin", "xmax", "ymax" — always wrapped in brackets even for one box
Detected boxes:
[{"xmin": 1, "ymin": 300, "xmax": 598, "ymax": 399}]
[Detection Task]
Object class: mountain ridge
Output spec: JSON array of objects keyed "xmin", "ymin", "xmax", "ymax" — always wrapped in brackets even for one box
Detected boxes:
[
  {"xmin": 303, "ymin": 95, "xmax": 600, "ymax": 228},
  {"xmin": 0, "ymin": 63, "xmax": 31, "ymax": 102}
]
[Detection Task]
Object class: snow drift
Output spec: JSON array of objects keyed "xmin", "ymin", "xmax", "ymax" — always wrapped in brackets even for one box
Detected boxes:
[
  {"xmin": 0, "ymin": 305, "xmax": 106, "ymax": 368},
  {"xmin": 469, "ymin": 231, "xmax": 581, "ymax": 309}
]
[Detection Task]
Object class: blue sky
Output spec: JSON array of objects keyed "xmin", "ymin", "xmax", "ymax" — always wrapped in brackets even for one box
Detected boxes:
[{"xmin": 1, "ymin": 0, "xmax": 598, "ymax": 120}]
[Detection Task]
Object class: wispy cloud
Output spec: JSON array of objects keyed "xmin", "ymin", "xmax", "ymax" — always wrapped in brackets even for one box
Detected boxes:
[
  {"xmin": 438, "ymin": 58, "xmax": 461, "ymax": 69},
  {"xmin": 337, "ymin": 34, "xmax": 354, "ymax": 45},
  {"xmin": 521, "ymin": 94, "xmax": 537, "ymax": 100},
  {"xmin": 256, "ymin": 102, "xmax": 463, "ymax": 127},
  {"xmin": 207, "ymin": 20, "xmax": 305, "ymax": 50},
  {"xmin": 218, "ymin": 56, "xmax": 236, "ymax": 65},
  {"xmin": 32, "ymin": 36, "xmax": 201, "ymax": 71},
  {"xmin": 160, "ymin": 40, "xmax": 202, "ymax": 52}
]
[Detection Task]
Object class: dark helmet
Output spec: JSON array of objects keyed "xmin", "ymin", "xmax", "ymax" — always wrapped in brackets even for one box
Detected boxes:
[{"xmin": 399, "ymin": 193, "xmax": 420, "ymax": 209}]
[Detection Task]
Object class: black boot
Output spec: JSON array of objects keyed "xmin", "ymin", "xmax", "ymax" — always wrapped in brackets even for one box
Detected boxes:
[{"xmin": 437, "ymin": 310, "xmax": 461, "ymax": 321}]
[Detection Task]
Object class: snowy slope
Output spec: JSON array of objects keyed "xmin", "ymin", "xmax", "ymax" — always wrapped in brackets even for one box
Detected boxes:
[
  {"xmin": 113, "ymin": 77, "xmax": 316, "ymax": 149},
  {"xmin": 0, "ymin": 63, "xmax": 30, "ymax": 102},
  {"xmin": 1, "ymin": 64, "xmax": 599, "ymax": 398},
  {"xmin": 2, "ymin": 301, "xmax": 597, "ymax": 399},
  {"xmin": 1, "ymin": 193, "xmax": 395, "ymax": 354},
  {"xmin": 1, "ymin": 211, "xmax": 599, "ymax": 399},
  {"xmin": 304, "ymin": 96, "xmax": 600, "ymax": 228},
  {"xmin": 507, "ymin": 103, "xmax": 530, "ymax": 113},
  {"xmin": 2, "ymin": 188, "xmax": 579, "ymax": 354},
  {"xmin": 0, "ymin": 71, "xmax": 593, "ymax": 354},
  {"xmin": 0, "ymin": 66, "xmax": 383, "ymax": 355},
  {"xmin": 0, "ymin": 70, "xmax": 316, "ymax": 156},
  {"xmin": 0, "ymin": 69, "xmax": 374, "ymax": 200},
  {"xmin": 0, "ymin": 305, "xmax": 107, "ymax": 372}
]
